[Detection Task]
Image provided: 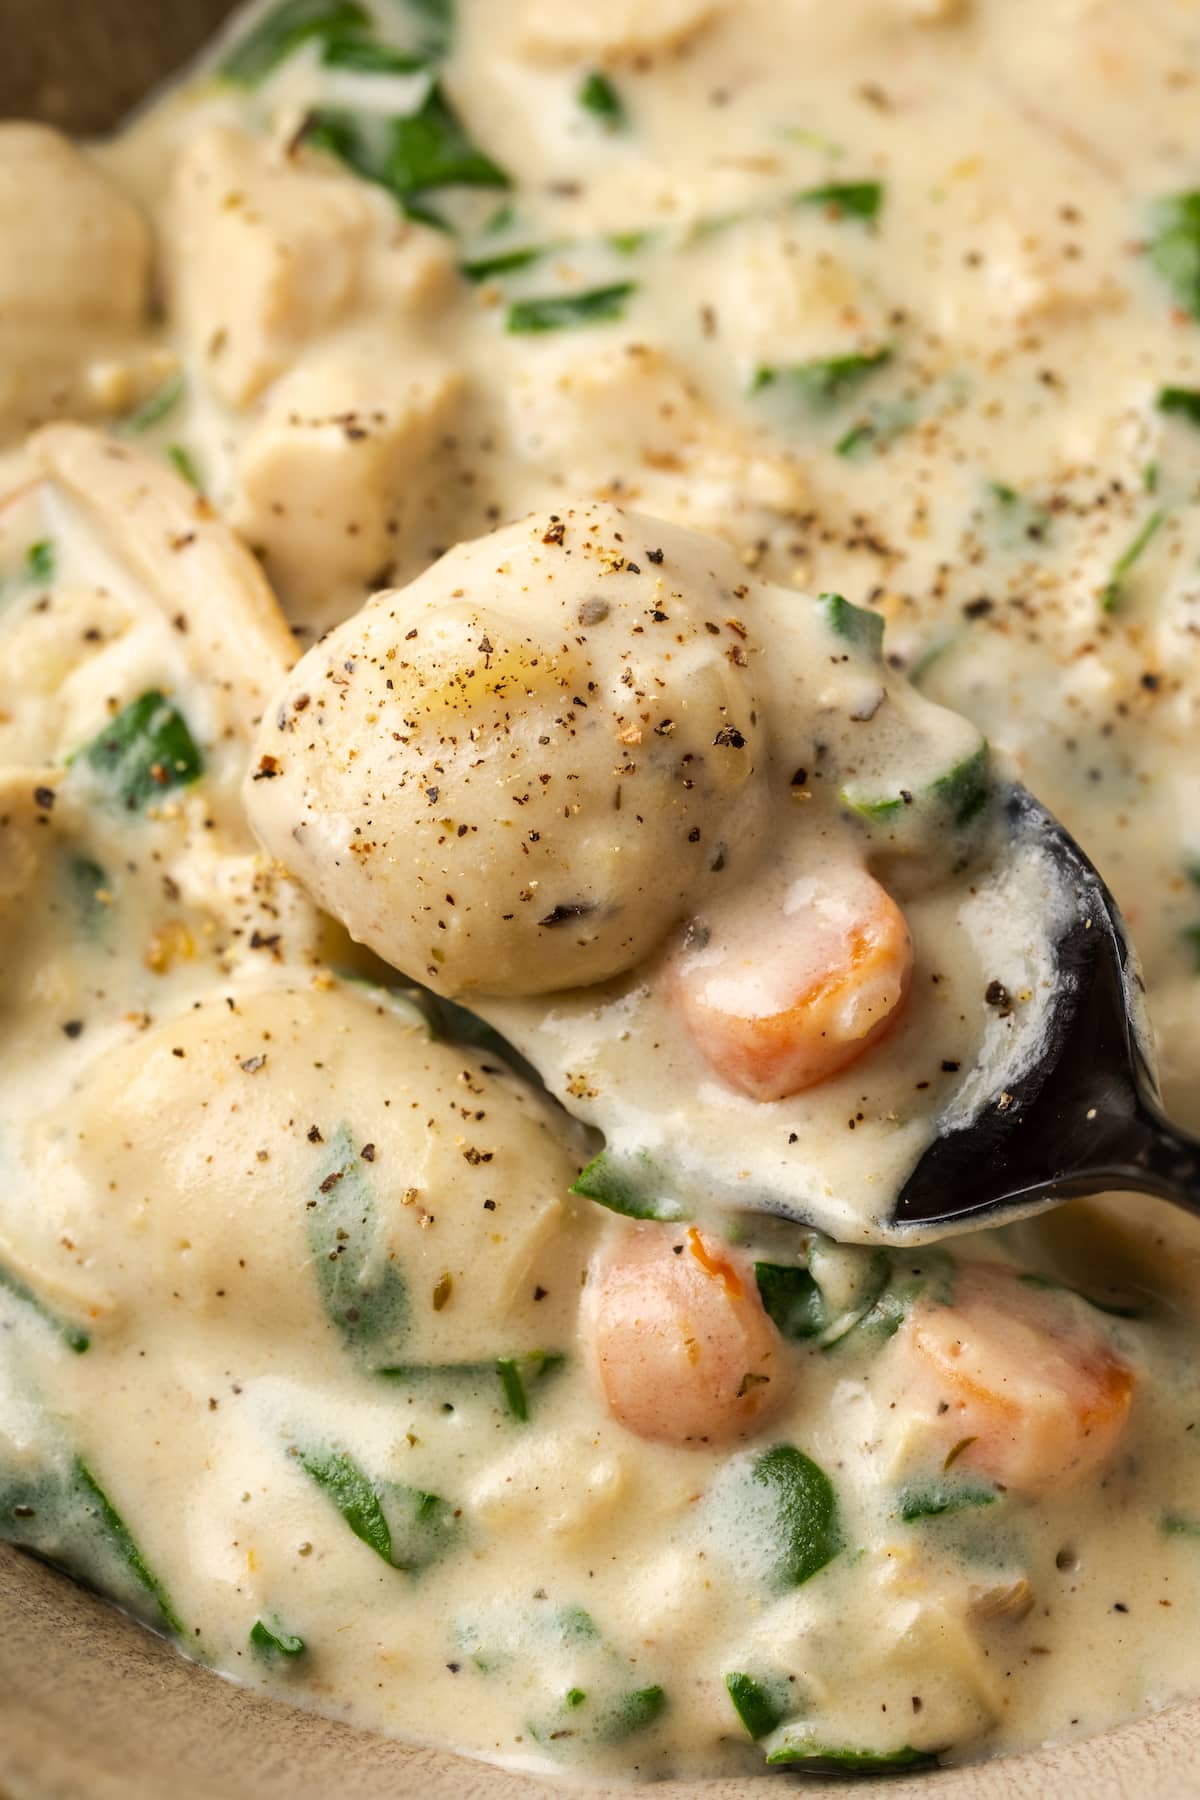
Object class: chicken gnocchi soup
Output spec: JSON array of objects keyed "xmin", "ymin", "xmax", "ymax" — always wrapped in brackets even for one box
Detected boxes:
[{"xmin": 3, "ymin": 0, "xmax": 1200, "ymax": 1783}]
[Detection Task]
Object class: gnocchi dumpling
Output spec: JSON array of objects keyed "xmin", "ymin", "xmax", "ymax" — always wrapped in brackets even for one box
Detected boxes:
[{"xmin": 247, "ymin": 502, "xmax": 770, "ymax": 996}]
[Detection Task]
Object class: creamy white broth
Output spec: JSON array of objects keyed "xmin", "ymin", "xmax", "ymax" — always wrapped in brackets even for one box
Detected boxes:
[{"xmin": 4, "ymin": 0, "xmax": 1200, "ymax": 1783}]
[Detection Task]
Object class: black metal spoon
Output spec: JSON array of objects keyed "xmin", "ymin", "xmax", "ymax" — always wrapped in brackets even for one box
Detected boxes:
[{"xmin": 890, "ymin": 784, "xmax": 1200, "ymax": 1234}]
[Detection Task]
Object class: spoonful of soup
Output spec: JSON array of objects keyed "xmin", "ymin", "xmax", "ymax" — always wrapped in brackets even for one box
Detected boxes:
[{"xmin": 246, "ymin": 500, "xmax": 1200, "ymax": 1244}]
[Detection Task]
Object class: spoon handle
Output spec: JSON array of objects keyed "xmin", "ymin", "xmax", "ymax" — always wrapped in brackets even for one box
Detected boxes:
[{"xmin": 1097, "ymin": 1094, "xmax": 1200, "ymax": 1220}]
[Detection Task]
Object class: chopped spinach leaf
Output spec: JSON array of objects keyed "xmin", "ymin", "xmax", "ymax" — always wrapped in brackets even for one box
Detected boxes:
[
  {"xmin": 250, "ymin": 1616, "xmax": 306, "ymax": 1659},
  {"xmin": 404, "ymin": 0, "xmax": 454, "ymax": 56},
  {"xmin": 415, "ymin": 987, "xmax": 545, "ymax": 1089},
  {"xmin": 495, "ymin": 1351, "xmax": 565, "ymax": 1422},
  {"xmin": 66, "ymin": 854, "xmax": 110, "ymax": 926},
  {"xmin": 1157, "ymin": 385, "xmax": 1200, "ymax": 428},
  {"xmin": 0, "ymin": 1262, "xmax": 89, "ymax": 1353},
  {"xmin": 306, "ymin": 82, "xmax": 509, "ymax": 224},
  {"xmin": 1183, "ymin": 922, "xmax": 1200, "ymax": 972},
  {"xmin": 507, "ymin": 282, "xmax": 636, "ymax": 333},
  {"xmin": 461, "ymin": 245, "xmax": 547, "ymax": 282},
  {"xmin": 929, "ymin": 741, "xmax": 991, "ymax": 825},
  {"xmin": 608, "ymin": 227, "xmax": 653, "ymax": 254},
  {"xmin": 378, "ymin": 1352, "xmax": 564, "ymax": 1418},
  {"xmin": 1162, "ymin": 1513, "xmax": 1200, "ymax": 1538},
  {"xmin": 1147, "ymin": 192, "xmax": 1200, "ymax": 320},
  {"xmin": 755, "ymin": 1247, "xmax": 890, "ymax": 1349},
  {"xmin": 834, "ymin": 421, "xmax": 877, "ymax": 458},
  {"xmin": 166, "ymin": 444, "xmax": 203, "ymax": 490},
  {"xmin": 571, "ymin": 1150, "xmax": 685, "ymax": 1221},
  {"xmin": 793, "ymin": 180, "xmax": 883, "ymax": 221},
  {"xmin": 122, "ymin": 370, "xmax": 185, "ymax": 433},
  {"xmin": 754, "ymin": 1264, "xmax": 826, "ymax": 1341},
  {"xmin": 297, "ymin": 1445, "xmax": 456, "ymax": 1571},
  {"xmin": 1099, "ymin": 508, "xmax": 1165, "ymax": 612},
  {"xmin": 898, "ymin": 1481, "xmax": 998, "ymax": 1522},
  {"xmin": 842, "ymin": 741, "xmax": 990, "ymax": 829},
  {"xmin": 76, "ymin": 690, "xmax": 203, "ymax": 811},
  {"xmin": 831, "ymin": 1247, "xmax": 956, "ymax": 1351},
  {"xmin": 752, "ymin": 347, "xmax": 891, "ymax": 412},
  {"xmin": 389, "ymin": 82, "xmax": 509, "ymax": 194},
  {"xmin": 749, "ymin": 1444, "xmax": 841, "ymax": 1592},
  {"xmin": 766, "ymin": 1737, "xmax": 939, "ymax": 1772},
  {"xmin": 219, "ymin": 0, "xmax": 369, "ymax": 85},
  {"xmin": 25, "ymin": 539, "xmax": 54, "ymax": 583},
  {"xmin": 725, "ymin": 1670, "xmax": 791, "ymax": 1741},
  {"xmin": 308, "ymin": 1125, "xmax": 409, "ymax": 1364},
  {"xmin": 320, "ymin": 34, "xmax": 427, "ymax": 72},
  {"xmin": 531, "ymin": 1683, "xmax": 667, "ymax": 1747},
  {"xmin": 818, "ymin": 590, "xmax": 885, "ymax": 654},
  {"xmin": 594, "ymin": 1685, "xmax": 666, "ymax": 1742},
  {"xmin": 578, "ymin": 70, "xmax": 626, "ymax": 129},
  {"xmin": 74, "ymin": 1460, "xmax": 183, "ymax": 1633}
]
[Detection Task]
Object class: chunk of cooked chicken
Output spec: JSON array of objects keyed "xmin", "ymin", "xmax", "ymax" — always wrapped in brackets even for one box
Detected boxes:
[
  {"xmin": 0, "ymin": 124, "xmax": 152, "ymax": 442},
  {"xmin": 231, "ymin": 340, "xmax": 464, "ymax": 618}
]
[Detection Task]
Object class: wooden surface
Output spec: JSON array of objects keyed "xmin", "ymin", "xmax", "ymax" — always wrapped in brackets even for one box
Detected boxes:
[{"xmin": 1, "ymin": 3, "xmax": 1199, "ymax": 1795}]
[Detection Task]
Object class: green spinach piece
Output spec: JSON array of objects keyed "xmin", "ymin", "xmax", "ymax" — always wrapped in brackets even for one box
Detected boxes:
[
  {"xmin": 570, "ymin": 1150, "xmax": 685, "ymax": 1221},
  {"xmin": 0, "ymin": 1262, "xmax": 89, "ymax": 1353},
  {"xmin": 321, "ymin": 35, "xmax": 427, "ymax": 71},
  {"xmin": 166, "ymin": 444, "xmax": 203, "ymax": 490},
  {"xmin": 250, "ymin": 1616, "xmax": 306, "ymax": 1659},
  {"xmin": 841, "ymin": 741, "xmax": 990, "ymax": 829},
  {"xmin": 122, "ymin": 371, "xmax": 185, "ymax": 433},
  {"xmin": 755, "ymin": 1247, "xmax": 889, "ymax": 1348},
  {"xmin": 461, "ymin": 245, "xmax": 546, "ymax": 282},
  {"xmin": 752, "ymin": 347, "xmax": 891, "ymax": 412},
  {"xmin": 898, "ymin": 1482, "xmax": 998, "ymax": 1522},
  {"xmin": 404, "ymin": 0, "xmax": 454, "ymax": 56},
  {"xmin": 297, "ymin": 1445, "xmax": 456, "ymax": 1571},
  {"xmin": 1099, "ymin": 508, "xmax": 1166, "ymax": 612},
  {"xmin": 593, "ymin": 1685, "xmax": 666, "ymax": 1742},
  {"xmin": 832, "ymin": 1247, "xmax": 956, "ymax": 1351},
  {"xmin": 379, "ymin": 1352, "xmax": 564, "ymax": 1419},
  {"xmin": 794, "ymin": 180, "xmax": 883, "ymax": 221},
  {"xmin": 76, "ymin": 690, "xmax": 203, "ymax": 811},
  {"xmin": 725, "ymin": 1670, "xmax": 791, "ymax": 1740},
  {"xmin": 25, "ymin": 539, "xmax": 55, "ymax": 583},
  {"xmin": 0, "ymin": 1458, "xmax": 182, "ymax": 1635},
  {"xmin": 766, "ymin": 1738, "xmax": 939, "ymax": 1772},
  {"xmin": 507, "ymin": 282, "xmax": 636, "ymax": 333},
  {"xmin": 496, "ymin": 1351, "xmax": 565, "ymax": 1421},
  {"xmin": 754, "ymin": 1264, "xmax": 825, "ymax": 1341},
  {"xmin": 66, "ymin": 854, "xmax": 110, "ymax": 927},
  {"xmin": 1147, "ymin": 192, "xmax": 1200, "ymax": 319},
  {"xmin": 219, "ymin": 0, "xmax": 369, "ymax": 85},
  {"xmin": 530, "ymin": 1684, "xmax": 666, "ymax": 1748},
  {"xmin": 308, "ymin": 1125, "xmax": 409, "ymax": 1365},
  {"xmin": 1162, "ymin": 1513, "xmax": 1200, "ymax": 1538},
  {"xmin": 749, "ymin": 1444, "xmax": 841, "ymax": 1592},
  {"xmin": 578, "ymin": 71, "xmax": 626, "ymax": 128},
  {"xmin": 818, "ymin": 590, "xmax": 885, "ymax": 653},
  {"xmin": 306, "ymin": 83, "xmax": 509, "ymax": 224},
  {"xmin": 1157, "ymin": 385, "xmax": 1200, "ymax": 427}
]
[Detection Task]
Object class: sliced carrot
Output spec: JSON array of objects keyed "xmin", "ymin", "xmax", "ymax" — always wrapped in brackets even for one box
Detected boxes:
[
  {"xmin": 896, "ymin": 1262, "xmax": 1135, "ymax": 1498},
  {"xmin": 670, "ymin": 866, "xmax": 913, "ymax": 1102},
  {"xmin": 584, "ymin": 1224, "xmax": 790, "ymax": 1446}
]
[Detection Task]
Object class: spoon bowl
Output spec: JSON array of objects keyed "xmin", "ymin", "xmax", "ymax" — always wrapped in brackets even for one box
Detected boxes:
[{"xmin": 891, "ymin": 784, "xmax": 1200, "ymax": 1234}]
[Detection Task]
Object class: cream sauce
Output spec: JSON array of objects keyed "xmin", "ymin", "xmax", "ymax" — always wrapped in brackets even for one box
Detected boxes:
[{"xmin": 3, "ymin": 0, "xmax": 1200, "ymax": 1782}]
